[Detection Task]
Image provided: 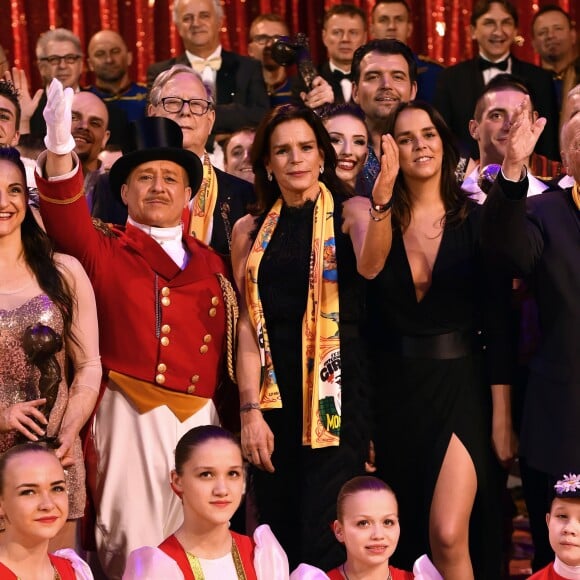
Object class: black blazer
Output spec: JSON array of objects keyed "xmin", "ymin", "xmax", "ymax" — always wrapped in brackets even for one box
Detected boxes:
[
  {"xmin": 481, "ymin": 174, "xmax": 580, "ymax": 475},
  {"xmin": 433, "ymin": 56, "xmax": 560, "ymax": 161},
  {"xmin": 209, "ymin": 167, "xmax": 255, "ymax": 256},
  {"xmin": 146, "ymin": 50, "xmax": 269, "ymax": 134}
]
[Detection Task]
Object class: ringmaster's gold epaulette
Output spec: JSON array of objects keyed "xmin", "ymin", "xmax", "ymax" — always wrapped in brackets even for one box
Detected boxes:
[
  {"xmin": 417, "ymin": 54, "xmax": 445, "ymax": 68},
  {"xmin": 216, "ymin": 273, "xmax": 239, "ymax": 384},
  {"xmin": 91, "ymin": 217, "xmax": 120, "ymax": 238}
]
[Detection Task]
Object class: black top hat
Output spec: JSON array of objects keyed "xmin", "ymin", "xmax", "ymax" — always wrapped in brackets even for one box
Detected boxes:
[
  {"xmin": 108, "ymin": 117, "xmax": 203, "ymax": 200},
  {"xmin": 553, "ymin": 473, "xmax": 580, "ymax": 499}
]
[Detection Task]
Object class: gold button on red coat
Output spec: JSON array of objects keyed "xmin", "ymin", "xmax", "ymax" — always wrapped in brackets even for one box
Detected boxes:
[
  {"xmin": 155, "ymin": 374, "xmax": 165, "ymax": 385},
  {"xmin": 191, "ymin": 375, "xmax": 200, "ymax": 383},
  {"xmin": 161, "ymin": 287, "xmax": 170, "ymax": 297},
  {"xmin": 200, "ymin": 345, "xmax": 209, "ymax": 354},
  {"xmin": 161, "ymin": 297, "xmax": 171, "ymax": 307},
  {"xmin": 161, "ymin": 337, "xmax": 169, "ymax": 346},
  {"xmin": 161, "ymin": 324, "xmax": 171, "ymax": 334},
  {"xmin": 209, "ymin": 307, "xmax": 217, "ymax": 317},
  {"xmin": 203, "ymin": 334, "xmax": 212, "ymax": 343},
  {"xmin": 157, "ymin": 363, "xmax": 167, "ymax": 373},
  {"xmin": 211, "ymin": 296, "xmax": 219, "ymax": 306},
  {"xmin": 187, "ymin": 385, "xmax": 196, "ymax": 394}
]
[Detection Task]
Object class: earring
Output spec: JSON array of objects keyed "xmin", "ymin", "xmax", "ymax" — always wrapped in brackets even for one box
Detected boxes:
[
  {"xmin": 319, "ymin": 165, "xmax": 324, "ymax": 175},
  {"xmin": 267, "ymin": 171, "xmax": 273, "ymax": 182}
]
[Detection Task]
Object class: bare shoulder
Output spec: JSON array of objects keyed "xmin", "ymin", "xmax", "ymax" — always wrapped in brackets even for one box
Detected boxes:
[
  {"xmin": 232, "ymin": 213, "xmax": 258, "ymax": 240},
  {"xmin": 231, "ymin": 214, "xmax": 259, "ymax": 291},
  {"xmin": 53, "ymin": 253, "xmax": 89, "ymax": 285}
]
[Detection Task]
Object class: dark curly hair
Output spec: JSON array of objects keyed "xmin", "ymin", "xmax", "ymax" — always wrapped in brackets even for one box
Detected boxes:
[{"xmin": 0, "ymin": 147, "xmax": 77, "ymax": 347}]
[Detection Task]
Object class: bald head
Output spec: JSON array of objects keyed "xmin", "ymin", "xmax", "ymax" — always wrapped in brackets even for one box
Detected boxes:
[
  {"xmin": 71, "ymin": 91, "xmax": 110, "ymax": 170},
  {"xmin": 88, "ymin": 29, "xmax": 132, "ymax": 89},
  {"xmin": 561, "ymin": 113, "xmax": 580, "ymax": 183}
]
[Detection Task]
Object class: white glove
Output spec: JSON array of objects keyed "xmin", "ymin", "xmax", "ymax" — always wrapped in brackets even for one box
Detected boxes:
[{"xmin": 43, "ymin": 78, "xmax": 76, "ymax": 155}]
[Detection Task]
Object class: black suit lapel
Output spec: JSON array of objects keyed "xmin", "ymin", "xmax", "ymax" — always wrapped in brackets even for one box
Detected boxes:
[{"xmin": 216, "ymin": 50, "xmax": 237, "ymax": 105}]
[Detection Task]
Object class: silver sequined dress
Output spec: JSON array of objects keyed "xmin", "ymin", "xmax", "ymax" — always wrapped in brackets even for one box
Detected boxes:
[{"xmin": 0, "ymin": 294, "xmax": 85, "ymax": 520}]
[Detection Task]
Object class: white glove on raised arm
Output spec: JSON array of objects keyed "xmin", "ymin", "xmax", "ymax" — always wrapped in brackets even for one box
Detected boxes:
[{"xmin": 43, "ymin": 78, "xmax": 76, "ymax": 155}]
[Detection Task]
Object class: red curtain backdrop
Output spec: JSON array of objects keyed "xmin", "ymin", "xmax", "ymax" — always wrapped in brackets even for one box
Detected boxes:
[{"xmin": 0, "ymin": 0, "xmax": 577, "ymax": 92}]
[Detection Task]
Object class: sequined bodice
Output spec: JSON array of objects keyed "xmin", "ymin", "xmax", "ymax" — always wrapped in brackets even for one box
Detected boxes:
[{"xmin": 0, "ymin": 294, "xmax": 65, "ymax": 452}]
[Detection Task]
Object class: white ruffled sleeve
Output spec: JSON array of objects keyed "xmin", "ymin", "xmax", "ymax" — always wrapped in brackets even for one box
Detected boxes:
[
  {"xmin": 413, "ymin": 554, "xmax": 444, "ymax": 580},
  {"xmin": 253, "ymin": 524, "xmax": 290, "ymax": 580},
  {"xmin": 122, "ymin": 546, "xmax": 184, "ymax": 580},
  {"xmin": 52, "ymin": 549, "xmax": 94, "ymax": 580},
  {"xmin": 290, "ymin": 563, "xmax": 330, "ymax": 579}
]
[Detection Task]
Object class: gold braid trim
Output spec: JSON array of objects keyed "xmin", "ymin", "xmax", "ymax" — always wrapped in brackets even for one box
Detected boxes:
[
  {"xmin": 217, "ymin": 273, "xmax": 239, "ymax": 384},
  {"xmin": 37, "ymin": 188, "xmax": 85, "ymax": 205},
  {"xmin": 185, "ymin": 539, "xmax": 247, "ymax": 579},
  {"xmin": 91, "ymin": 217, "xmax": 120, "ymax": 238}
]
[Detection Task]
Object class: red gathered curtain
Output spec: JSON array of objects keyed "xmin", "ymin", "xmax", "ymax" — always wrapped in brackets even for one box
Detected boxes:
[{"xmin": 0, "ymin": 0, "xmax": 577, "ymax": 92}]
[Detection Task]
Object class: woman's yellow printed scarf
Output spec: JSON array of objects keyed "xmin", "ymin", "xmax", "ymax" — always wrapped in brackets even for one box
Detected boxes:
[
  {"xmin": 188, "ymin": 153, "xmax": 217, "ymax": 244},
  {"xmin": 245, "ymin": 183, "xmax": 342, "ymax": 448}
]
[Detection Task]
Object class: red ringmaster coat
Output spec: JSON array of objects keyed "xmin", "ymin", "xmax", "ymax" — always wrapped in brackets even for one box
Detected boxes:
[{"xmin": 36, "ymin": 164, "xmax": 229, "ymax": 401}]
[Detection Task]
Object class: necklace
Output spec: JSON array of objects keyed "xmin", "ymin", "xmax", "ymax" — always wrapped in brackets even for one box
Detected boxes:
[{"xmin": 341, "ymin": 562, "xmax": 392, "ymax": 580}]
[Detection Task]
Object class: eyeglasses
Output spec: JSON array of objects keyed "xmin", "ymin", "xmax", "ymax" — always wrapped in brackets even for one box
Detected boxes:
[
  {"xmin": 160, "ymin": 97, "xmax": 213, "ymax": 116},
  {"xmin": 39, "ymin": 54, "xmax": 82, "ymax": 66},
  {"xmin": 251, "ymin": 34, "xmax": 283, "ymax": 46}
]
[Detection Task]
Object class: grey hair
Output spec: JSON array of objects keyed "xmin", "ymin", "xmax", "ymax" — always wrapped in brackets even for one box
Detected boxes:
[
  {"xmin": 172, "ymin": 0, "xmax": 224, "ymax": 25},
  {"xmin": 36, "ymin": 28, "xmax": 82, "ymax": 59},
  {"xmin": 148, "ymin": 64, "xmax": 214, "ymax": 106}
]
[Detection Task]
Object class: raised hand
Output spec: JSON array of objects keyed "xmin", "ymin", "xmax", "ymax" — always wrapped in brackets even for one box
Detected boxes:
[
  {"xmin": 43, "ymin": 78, "xmax": 76, "ymax": 155},
  {"xmin": 371, "ymin": 133, "xmax": 399, "ymax": 205},
  {"xmin": 6, "ymin": 67, "xmax": 43, "ymax": 130},
  {"xmin": 502, "ymin": 95, "xmax": 547, "ymax": 181}
]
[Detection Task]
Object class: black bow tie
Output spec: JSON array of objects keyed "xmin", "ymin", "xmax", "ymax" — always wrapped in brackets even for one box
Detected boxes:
[
  {"xmin": 478, "ymin": 57, "xmax": 509, "ymax": 72},
  {"xmin": 333, "ymin": 69, "xmax": 352, "ymax": 82}
]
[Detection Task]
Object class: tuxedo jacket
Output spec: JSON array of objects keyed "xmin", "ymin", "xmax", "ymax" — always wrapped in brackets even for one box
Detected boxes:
[
  {"xmin": 146, "ymin": 50, "xmax": 269, "ymax": 134},
  {"xmin": 203, "ymin": 167, "xmax": 255, "ymax": 257},
  {"xmin": 482, "ymin": 174, "xmax": 580, "ymax": 475},
  {"xmin": 433, "ymin": 56, "xmax": 560, "ymax": 162},
  {"xmin": 319, "ymin": 60, "xmax": 351, "ymax": 104}
]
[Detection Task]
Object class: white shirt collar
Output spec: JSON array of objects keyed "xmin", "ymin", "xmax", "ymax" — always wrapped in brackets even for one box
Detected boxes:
[
  {"xmin": 328, "ymin": 61, "xmax": 351, "ymax": 75},
  {"xmin": 128, "ymin": 216, "xmax": 183, "ymax": 243},
  {"xmin": 186, "ymin": 45, "xmax": 222, "ymax": 63}
]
